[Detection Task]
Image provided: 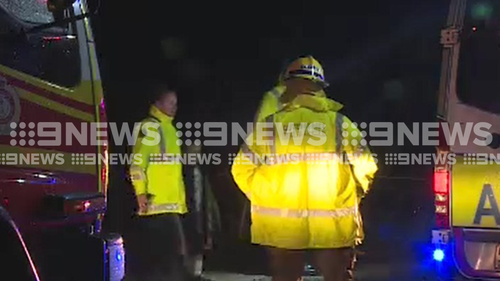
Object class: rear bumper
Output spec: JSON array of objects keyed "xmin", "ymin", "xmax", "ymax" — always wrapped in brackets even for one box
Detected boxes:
[
  {"xmin": 453, "ymin": 228, "xmax": 500, "ymax": 280},
  {"xmin": 429, "ymin": 228, "xmax": 500, "ymax": 279}
]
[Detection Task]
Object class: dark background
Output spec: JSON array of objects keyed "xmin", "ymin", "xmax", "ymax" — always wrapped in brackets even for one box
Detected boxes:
[
  {"xmin": 90, "ymin": 0, "xmax": 451, "ymax": 274},
  {"xmin": 92, "ymin": 0, "xmax": 448, "ymax": 126}
]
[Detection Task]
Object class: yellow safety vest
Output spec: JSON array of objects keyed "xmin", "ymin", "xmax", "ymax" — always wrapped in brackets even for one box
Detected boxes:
[
  {"xmin": 129, "ymin": 105, "xmax": 187, "ymax": 216},
  {"xmin": 232, "ymin": 94, "xmax": 378, "ymax": 249}
]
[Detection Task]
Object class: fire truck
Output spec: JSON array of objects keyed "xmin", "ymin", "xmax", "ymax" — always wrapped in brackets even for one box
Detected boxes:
[
  {"xmin": 432, "ymin": 0, "xmax": 500, "ymax": 279},
  {"xmin": 0, "ymin": 0, "xmax": 124, "ymax": 280}
]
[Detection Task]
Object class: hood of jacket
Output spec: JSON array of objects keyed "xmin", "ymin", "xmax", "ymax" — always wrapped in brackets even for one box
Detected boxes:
[{"xmin": 285, "ymin": 92, "xmax": 343, "ymax": 113}]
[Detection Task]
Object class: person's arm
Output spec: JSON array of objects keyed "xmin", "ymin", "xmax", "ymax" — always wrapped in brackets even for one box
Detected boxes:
[
  {"xmin": 254, "ymin": 88, "xmax": 281, "ymax": 123},
  {"xmin": 341, "ymin": 116, "xmax": 378, "ymax": 195},
  {"xmin": 231, "ymin": 145, "xmax": 259, "ymax": 198},
  {"xmin": 129, "ymin": 120, "xmax": 159, "ymax": 212},
  {"xmin": 231, "ymin": 129, "xmax": 267, "ymax": 199}
]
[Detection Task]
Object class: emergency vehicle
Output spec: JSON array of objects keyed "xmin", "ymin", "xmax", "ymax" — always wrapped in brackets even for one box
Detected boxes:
[
  {"xmin": 0, "ymin": 0, "xmax": 124, "ymax": 280},
  {"xmin": 433, "ymin": 0, "xmax": 500, "ymax": 279}
]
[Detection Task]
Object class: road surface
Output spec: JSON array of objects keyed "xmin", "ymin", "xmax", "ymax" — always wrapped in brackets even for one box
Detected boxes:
[
  {"xmin": 203, "ymin": 261, "xmax": 431, "ymax": 281},
  {"xmin": 200, "ymin": 176, "xmax": 443, "ymax": 281}
]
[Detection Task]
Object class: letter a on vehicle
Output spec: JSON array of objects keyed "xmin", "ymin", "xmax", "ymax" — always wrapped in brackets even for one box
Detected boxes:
[{"xmin": 473, "ymin": 184, "xmax": 500, "ymax": 226}]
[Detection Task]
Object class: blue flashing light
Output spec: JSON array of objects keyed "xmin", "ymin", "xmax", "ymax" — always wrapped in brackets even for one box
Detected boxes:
[
  {"xmin": 116, "ymin": 252, "xmax": 123, "ymax": 261},
  {"xmin": 433, "ymin": 249, "xmax": 445, "ymax": 262}
]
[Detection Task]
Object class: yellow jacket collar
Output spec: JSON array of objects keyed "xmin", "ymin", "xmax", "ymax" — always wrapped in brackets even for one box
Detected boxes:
[
  {"xmin": 149, "ymin": 105, "xmax": 173, "ymax": 123},
  {"xmin": 286, "ymin": 93, "xmax": 343, "ymax": 113}
]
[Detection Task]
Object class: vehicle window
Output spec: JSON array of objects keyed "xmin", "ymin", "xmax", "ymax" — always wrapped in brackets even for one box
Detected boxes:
[
  {"xmin": 0, "ymin": 2, "xmax": 81, "ymax": 88},
  {"xmin": 457, "ymin": 0, "xmax": 500, "ymax": 114}
]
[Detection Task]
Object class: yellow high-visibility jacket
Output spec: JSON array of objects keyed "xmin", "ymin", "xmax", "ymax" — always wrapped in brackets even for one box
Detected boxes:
[
  {"xmin": 254, "ymin": 85, "xmax": 328, "ymax": 122},
  {"xmin": 254, "ymin": 85, "xmax": 286, "ymax": 123},
  {"xmin": 129, "ymin": 105, "xmax": 187, "ymax": 216},
  {"xmin": 232, "ymin": 94, "xmax": 378, "ymax": 249}
]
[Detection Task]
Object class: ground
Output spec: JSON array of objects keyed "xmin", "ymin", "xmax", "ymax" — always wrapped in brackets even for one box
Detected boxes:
[{"xmin": 203, "ymin": 261, "xmax": 428, "ymax": 281}]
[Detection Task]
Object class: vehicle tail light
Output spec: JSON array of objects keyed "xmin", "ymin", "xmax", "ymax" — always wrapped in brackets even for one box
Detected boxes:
[
  {"xmin": 434, "ymin": 170, "xmax": 449, "ymax": 194},
  {"xmin": 434, "ymin": 121, "xmax": 450, "ymax": 229},
  {"xmin": 434, "ymin": 168, "xmax": 450, "ymax": 229}
]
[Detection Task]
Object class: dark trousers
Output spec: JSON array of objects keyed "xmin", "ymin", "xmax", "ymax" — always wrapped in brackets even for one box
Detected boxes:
[
  {"xmin": 267, "ymin": 247, "xmax": 355, "ymax": 281},
  {"xmin": 124, "ymin": 213, "xmax": 186, "ymax": 281}
]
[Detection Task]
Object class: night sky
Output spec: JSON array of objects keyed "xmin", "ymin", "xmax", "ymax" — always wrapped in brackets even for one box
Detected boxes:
[
  {"xmin": 92, "ymin": 0, "xmax": 451, "ymax": 231},
  {"xmin": 92, "ymin": 0, "xmax": 448, "ymax": 125}
]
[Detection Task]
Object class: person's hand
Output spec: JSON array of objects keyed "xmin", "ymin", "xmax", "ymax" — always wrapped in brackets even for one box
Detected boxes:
[{"xmin": 137, "ymin": 194, "xmax": 148, "ymax": 213}]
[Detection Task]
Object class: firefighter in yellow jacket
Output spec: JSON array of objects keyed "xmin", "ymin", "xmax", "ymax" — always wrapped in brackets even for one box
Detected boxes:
[
  {"xmin": 232, "ymin": 56, "xmax": 378, "ymax": 281},
  {"xmin": 128, "ymin": 85, "xmax": 187, "ymax": 281},
  {"xmin": 243, "ymin": 64, "xmax": 327, "ymax": 239}
]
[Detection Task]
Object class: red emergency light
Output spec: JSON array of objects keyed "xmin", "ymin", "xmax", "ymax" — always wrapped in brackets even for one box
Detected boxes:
[
  {"xmin": 433, "ymin": 169, "xmax": 450, "ymax": 229},
  {"xmin": 434, "ymin": 170, "xmax": 449, "ymax": 194},
  {"xmin": 433, "ymin": 120, "xmax": 450, "ymax": 229}
]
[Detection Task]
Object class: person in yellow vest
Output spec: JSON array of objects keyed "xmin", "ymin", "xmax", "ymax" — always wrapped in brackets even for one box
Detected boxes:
[
  {"xmin": 128, "ymin": 84, "xmax": 187, "ymax": 281},
  {"xmin": 237, "ymin": 72, "xmax": 287, "ymax": 240},
  {"xmin": 232, "ymin": 56, "xmax": 378, "ymax": 281},
  {"xmin": 241, "ymin": 62, "xmax": 329, "ymax": 244}
]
